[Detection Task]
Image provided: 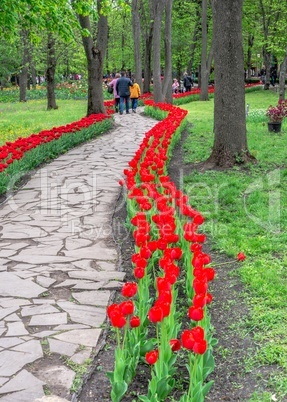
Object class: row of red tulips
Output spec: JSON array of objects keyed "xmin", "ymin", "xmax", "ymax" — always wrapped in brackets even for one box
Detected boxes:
[
  {"xmin": 107, "ymin": 100, "xmax": 217, "ymax": 402},
  {"xmin": 0, "ymin": 112, "xmax": 113, "ymax": 173}
]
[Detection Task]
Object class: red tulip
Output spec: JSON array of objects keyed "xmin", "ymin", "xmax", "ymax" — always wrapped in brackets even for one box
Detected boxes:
[
  {"xmin": 130, "ymin": 315, "xmax": 141, "ymax": 328},
  {"xmin": 145, "ymin": 350, "xmax": 159, "ymax": 365},
  {"xmin": 170, "ymin": 339, "xmax": 181, "ymax": 352},
  {"xmin": 237, "ymin": 252, "xmax": 246, "ymax": 261},
  {"xmin": 121, "ymin": 282, "xmax": 138, "ymax": 298}
]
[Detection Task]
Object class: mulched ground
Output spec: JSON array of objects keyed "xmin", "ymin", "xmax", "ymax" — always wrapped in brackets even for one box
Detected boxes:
[{"xmin": 77, "ymin": 125, "xmax": 277, "ymax": 402}]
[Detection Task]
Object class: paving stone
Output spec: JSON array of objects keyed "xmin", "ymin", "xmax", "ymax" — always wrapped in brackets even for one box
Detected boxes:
[
  {"xmin": 6, "ymin": 322, "xmax": 29, "ymax": 336},
  {"xmin": 21, "ymin": 304, "xmax": 60, "ymax": 317},
  {"xmin": 32, "ymin": 331, "xmax": 58, "ymax": 338},
  {"xmin": 29, "ymin": 313, "xmax": 67, "ymax": 326},
  {"xmin": 11, "ymin": 253, "xmax": 77, "ymax": 265},
  {"xmin": 72, "ymin": 281, "xmax": 106, "ymax": 290},
  {"xmin": 48, "ymin": 339, "xmax": 78, "ymax": 357},
  {"xmin": 0, "ymin": 386, "xmax": 45, "ymax": 402},
  {"xmin": 0, "ymin": 338, "xmax": 24, "ymax": 349},
  {"xmin": 96, "ymin": 261, "xmax": 117, "ymax": 271},
  {"xmin": 35, "ymin": 365, "xmax": 75, "ymax": 396},
  {"xmin": 35, "ymin": 276, "xmax": 56, "ymax": 287},
  {"xmin": 101, "ymin": 280, "xmax": 124, "ymax": 289},
  {"xmin": 0, "ymin": 273, "xmax": 46, "ymax": 298},
  {"xmin": 0, "ymin": 307, "xmax": 19, "ymax": 321},
  {"xmin": 32, "ymin": 299, "xmax": 56, "ymax": 304},
  {"xmin": 0, "ymin": 377, "xmax": 9, "ymax": 386},
  {"xmin": 54, "ymin": 324, "xmax": 90, "ymax": 331},
  {"xmin": 0, "ymin": 250, "xmax": 17, "ymax": 258},
  {"xmin": 11, "ymin": 263, "xmax": 37, "ymax": 271},
  {"xmin": 65, "ymin": 237, "xmax": 93, "ymax": 251},
  {"xmin": 0, "ymin": 340, "xmax": 43, "ymax": 376},
  {"xmin": 64, "ymin": 242, "xmax": 117, "ymax": 260},
  {"xmin": 72, "ymin": 290, "xmax": 111, "ymax": 306},
  {"xmin": 4, "ymin": 313, "xmax": 20, "ymax": 322},
  {"xmin": 54, "ymin": 328, "xmax": 102, "ymax": 347},
  {"xmin": 57, "ymin": 301, "xmax": 106, "ymax": 327},
  {"xmin": 0, "ymin": 298, "xmax": 31, "ymax": 308},
  {"xmin": 1, "ymin": 224, "xmax": 45, "ymax": 239},
  {"xmin": 35, "ymin": 396, "xmax": 70, "ymax": 402},
  {"xmin": 68, "ymin": 270, "xmax": 125, "ymax": 281},
  {"xmin": 70, "ymin": 346, "xmax": 93, "ymax": 365},
  {"xmin": 0, "ymin": 369, "xmax": 45, "ymax": 394}
]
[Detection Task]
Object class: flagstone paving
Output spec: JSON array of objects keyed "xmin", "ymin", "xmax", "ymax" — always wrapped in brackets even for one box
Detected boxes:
[{"xmin": 0, "ymin": 109, "xmax": 157, "ymax": 402}]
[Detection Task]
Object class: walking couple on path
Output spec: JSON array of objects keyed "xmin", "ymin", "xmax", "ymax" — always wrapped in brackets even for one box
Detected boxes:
[{"xmin": 109, "ymin": 72, "xmax": 141, "ymax": 115}]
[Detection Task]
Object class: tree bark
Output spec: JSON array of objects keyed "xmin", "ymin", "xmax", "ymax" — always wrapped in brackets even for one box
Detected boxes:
[
  {"xmin": 246, "ymin": 34, "xmax": 254, "ymax": 80},
  {"xmin": 187, "ymin": 4, "xmax": 201, "ymax": 74},
  {"xmin": 279, "ymin": 49, "xmax": 287, "ymax": 101},
  {"xmin": 206, "ymin": 0, "xmax": 254, "ymax": 168},
  {"xmin": 132, "ymin": 0, "xmax": 142, "ymax": 91},
  {"xmin": 19, "ymin": 29, "xmax": 29, "ymax": 102},
  {"xmin": 46, "ymin": 33, "xmax": 58, "ymax": 110},
  {"xmin": 152, "ymin": 0, "xmax": 165, "ymax": 103},
  {"xmin": 200, "ymin": 0, "xmax": 213, "ymax": 101},
  {"xmin": 77, "ymin": 0, "xmax": 108, "ymax": 116},
  {"xmin": 162, "ymin": 0, "xmax": 173, "ymax": 103}
]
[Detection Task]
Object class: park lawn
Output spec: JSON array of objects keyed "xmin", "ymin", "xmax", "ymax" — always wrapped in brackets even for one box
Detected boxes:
[
  {"xmin": 181, "ymin": 89, "xmax": 287, "ymax": 401},
  {"xmin": 0, "ymin": 99, "xmax": 87, "ymax": 145}
]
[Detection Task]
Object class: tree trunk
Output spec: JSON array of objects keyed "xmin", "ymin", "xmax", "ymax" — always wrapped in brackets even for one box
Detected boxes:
[
  {"xmin": 206, "ymin": 0, "xmax": 254, "ymax": 168},
  {"xmin": 187, "ymin": 4, "xmax": 201, "ymax": 74},
  {"xmin": 200, "ymin": 0, "xmax": 211, "ymax": 101},
  {"xmin": 263, "ymin": 50, "xmax": 271, "ymax": 90},
  {"xmin": 19, "ymin": 29, "xmax": 29, "ymax": 102},
  {"xmin": 141, "ymin": 0, "xmax": 153, "ymax": 93},
  {"xmin": 132, "ymin": 0, "xmax": 142, "ymax": 91},
  {"xmin": 279, "ymin": 49, "xmax": 287, "ymax": 101},
  {"xmin": 78, "ymin": 0, "xmax": 108, "ymax": 116},
  {"xmin": 152, "ymin": 0, "xmax": 165, "ymax": 103},
  {"xmin": 246, "ymin": 34, "xmax": 254, "ymax": 80},
  {"xmin": 162, "ymin": 0, "xmax": 173, "ymax": 103},
  {"xmin": 46, "ymin": 33, "xmax": 58, "ymax": 110}
]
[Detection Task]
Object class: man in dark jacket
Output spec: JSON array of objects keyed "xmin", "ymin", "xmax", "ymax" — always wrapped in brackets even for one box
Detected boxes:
[
  {"xmin": 116, "ymin": 72, "xmax": 133, "ymax": 114},
  {"xmin": 183, "ymin": 73, "xmax": 193, "ymax": 92}
]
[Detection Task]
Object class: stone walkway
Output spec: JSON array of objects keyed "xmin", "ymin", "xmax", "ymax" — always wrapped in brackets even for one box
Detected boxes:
[{"xmin": 0, "ymin": 108, "xmax": 157, "ymax": 402}]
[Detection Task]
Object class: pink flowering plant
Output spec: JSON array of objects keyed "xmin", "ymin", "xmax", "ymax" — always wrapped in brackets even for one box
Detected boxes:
[{"xmin": 266, "ymin": 100, "xmax": 287, "ymax": 122}]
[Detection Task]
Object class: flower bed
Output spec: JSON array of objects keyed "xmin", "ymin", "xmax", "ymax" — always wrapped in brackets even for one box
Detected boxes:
[
  {"xmin": 0, "ymin": 103, "xmax": 114, "ymax": 195},
  {"xmin": 106, "ymin": 100, "xmax": 217, "ymax": 401}
]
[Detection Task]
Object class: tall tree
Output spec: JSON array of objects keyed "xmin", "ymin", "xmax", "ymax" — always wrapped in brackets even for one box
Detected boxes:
[
  {"xmin": 199, "ymin": 0, "xmax": 213, "ymax": 101},
  {"xmin": 207, "ymin": 0, "xmax": 254, "ymax": 167},
  {"xmin": 76, "ymin": 0, "xmax": 108, "ymax": 115},
  {"xmin": 46, "ymin": 33, "xmax": 58, "ymax": 109},
  {"xmin": 19, "ymin": 29, "xmax": 30, "ymax": 102},
  {"xmin": 140, "ymin": 0, "xmax": 154, "ymax": 93},
  {"xmin": 132, "ymin": 0, "xmax": 142, "ymax": 90},
  {"xmin": 152, "ymin": 0, "xmax": 173, "ymax": 103},
  {"xmin": 279, "ymin": 48, "xmax": 287, "ymax": 101}
]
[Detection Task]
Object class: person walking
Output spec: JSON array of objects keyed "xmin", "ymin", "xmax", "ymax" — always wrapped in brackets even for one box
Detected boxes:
[
  {"xmin": 116, "ymin": 71, "xmax": 133, "ymax": 114},
  {"xmin": 108, "ymin": 73, "xmax": 121, "ymax": 113},
  {"xmin": 130, "ymin": 78, "xmax": 141, "ymax": 113},
  {"xmin": 183, "ymin": 73, "xmax": 193, "ymax": 92}
]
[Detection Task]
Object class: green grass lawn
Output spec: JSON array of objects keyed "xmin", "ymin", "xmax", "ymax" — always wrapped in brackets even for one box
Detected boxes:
[
  {"xmin": 181, "ymin": 89, "xmax": 287, "ymax": 401},
  {"xmin": 0, "ymin": 99, "xmax": 87, "ymax": 145}
]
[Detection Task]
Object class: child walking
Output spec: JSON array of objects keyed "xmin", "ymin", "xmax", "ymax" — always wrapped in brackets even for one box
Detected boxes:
[{"xmin": 130, "ymin": 78, "xmax": 141, "ymax": 113}]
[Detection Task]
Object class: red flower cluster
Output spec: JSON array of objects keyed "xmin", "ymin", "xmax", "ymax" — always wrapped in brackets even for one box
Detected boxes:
[
  {"xmin": 181, "ymin": 326, "xmax": 207, "ymax": 354},
  {"xmin": 0, "ymin": 112, "xmax": 111, "ymax": 172},
  {"xmin": 107, "ymin": 282, "xmax": 140, "ymax": 330}
]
